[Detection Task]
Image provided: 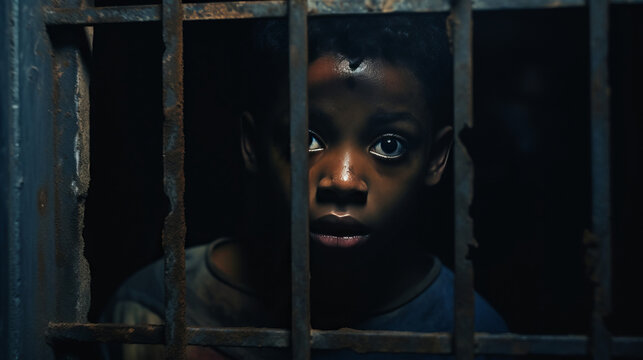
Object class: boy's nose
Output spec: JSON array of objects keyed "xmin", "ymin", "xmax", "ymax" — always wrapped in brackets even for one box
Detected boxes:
[{"xmin": 315, "ymin": 152, "xmax": 368, "ymax": 205}]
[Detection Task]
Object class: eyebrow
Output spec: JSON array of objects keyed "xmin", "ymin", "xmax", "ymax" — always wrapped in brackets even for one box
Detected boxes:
[
  {"xmin": 367, "ymin": 111, "xmax": 425, "ymax": 132},
  {"xmin": 309, "ymin": 107, "xmax": 332, "ymax": 123}
]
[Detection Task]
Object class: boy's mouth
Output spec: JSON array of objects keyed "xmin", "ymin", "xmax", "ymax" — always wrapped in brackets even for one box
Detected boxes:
[{"xmin": 310, "ymin": 215, "xmax": 371, "ymax": 248}]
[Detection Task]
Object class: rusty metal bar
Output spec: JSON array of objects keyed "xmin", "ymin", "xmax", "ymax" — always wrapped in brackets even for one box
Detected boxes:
[
  {"xmin": 588, "ymin": 0, "xmax": 612, "ymax": 359},
  {"xmin": 46, "ymin": 323, "xmax": 290, "ymax": 348},
  {"xmin": 472, "ymin": 0, "xmax": 583, "ymax": 9},
  {"xmin": 3, "ymin": 0, "xmax": 22, "ymax": 358},
  {"xmin": 288, "ymin": 0, "xmax": 311, "ymax": 358},
  {"xmin": 307, "ymin": 0, "xmax": 449, "ymax": 14},
  {"xmin": 450, "ymin": 0, "xmax": 475, "ymax": 359},
  {"xmin": 43, "ymin": 0, "xmax": 643, "ymax": 25},
  {"xmin": 161, "ymin": 0, "xmax": 187, "ymax": 358},
  {"xmin": 46, "ymin": 324, "xmax": 643, "ymax": 356},
  {"xmin": 312, "ymin": 330, "xmax": 452, "ymax": 354},
  {"xmin": 44, "ymin": 5, "xmax": 161, "ymax": 24},
  {"xmin": 50, "ymin": 22, "xmax": 92, "ymax": 326}
]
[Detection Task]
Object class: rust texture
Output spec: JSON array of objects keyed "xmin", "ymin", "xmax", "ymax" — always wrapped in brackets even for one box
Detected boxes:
[
  {"xmin": 311, "ymin": 329, "xmax": 452, "ymax": 354},
  {"xmin": 472, "ymin": 0, "xmax": 584, "ymax": 10},
  {"xmin": 183, "ymin": 1, "xmax": 286, "ymax": 20},
  {"xmin": 161, "ymin": 0, "xmax": 187, "ymax": 359},
  {"xmin": 288, "ymin": 0, "xmax": 311, "ymax": 359},
  {"xmin": 450, "ymin": 0, "xmax": 475, "ymax": 359},
  {"xmin": 45, "ymin": 323, "xmax": 643, "ymax": 356},
  {"xmin": 43, "ymin": 5, "xmax": 161, "ymax": 24},
  {"xmin": 50, "ymin": 13, "xmax": 93, "ymax": 328},
  {"xmin": 43, "ymin": 0, "xmax": 643, "ymax": 25},
  {"xmin": 187, "ymin": 327, "xmax": 290, "ymax": 348},
  {"xmin": 307, "ymin": 0, "xmax": 449, "ymax": 15},
  {"xmin": 588, "ymin": 0, "xmax": 612, "ymax": 359},
  {"xmin": 47, "ymin": 323, "xmax": 165, "ymax": 344}
]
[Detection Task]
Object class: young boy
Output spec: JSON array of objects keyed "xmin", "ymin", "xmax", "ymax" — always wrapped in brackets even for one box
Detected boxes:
[{"xmin": 102, "ymin": 14, "xmax": 507, "ymax": 359}]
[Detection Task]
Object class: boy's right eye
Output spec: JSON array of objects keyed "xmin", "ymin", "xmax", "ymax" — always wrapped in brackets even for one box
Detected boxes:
[{"xmin": 309, "ymin": 131, "xmax": 325, "ymax": 152}]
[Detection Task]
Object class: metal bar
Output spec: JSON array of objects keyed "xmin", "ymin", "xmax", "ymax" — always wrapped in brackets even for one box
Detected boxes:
[
  {"xmin": 288, "ymin": 0, "xmax": 311, "ymax": 358},
  {"xmin": 161, "ymin": 0, "xmax": 187, "ymax": 359},
  {"xmin": 588, "ymin": 0, "xmax": 612, "ymax": 359},
  {"xmin": 46, "ymin": 324, "xmax": 290, "ymax": 348},
  {"xmin": 43, "ymin": 0, "xmax": 643, "ymax": 25},
  {"xmin": 3, "ymin": 0, "xmax": 22, "ymax": 358},
  {"xmin": 43, "ymin": 5, "xmax": 161, "ymax": 24},
  {"xmin": 312, "ymin": 330, "xmax": 452, "ymax": 354},
  {"xmin": 50, "ymin": 22, "xmax": 92, "ymax": 325},
  {"xmin": 472, "ymin": 0, "xmax": 584, "ymax": 9},
  {"xmin": 183, "ymin": 1, "xmax": 286, "ymax": 20},
  {"xmin": 450, "ymin": 0, "xmax": 475, "ymax": 359},
  {"xmin": 46, "ymin": 324, "xmax": 643, "ymax": 357},
  {"xmin": 307, "ymin": 0, "xmax": 450, "ymax": 14}
]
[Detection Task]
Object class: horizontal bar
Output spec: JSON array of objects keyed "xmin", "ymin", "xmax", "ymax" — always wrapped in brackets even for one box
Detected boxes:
[
  {"xmin": 43, "ymin": 0, "xmax": 643, "ymax": 25},
  {"xmin": 46, "ymin": 323, "xmax": 290, "ymax": 348},
  {"xmin": 312, "ymin": 329, "xmax": 451, "ymax": 354},
  {"xmin": 46, "ymin": 324, "xmax": 643, "ymax": 357}
]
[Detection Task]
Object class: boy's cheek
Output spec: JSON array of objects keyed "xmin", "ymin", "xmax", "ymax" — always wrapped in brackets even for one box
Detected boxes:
[{"xmin": 263, "ymin": 146, "xmax": 292, "ymax": 204}]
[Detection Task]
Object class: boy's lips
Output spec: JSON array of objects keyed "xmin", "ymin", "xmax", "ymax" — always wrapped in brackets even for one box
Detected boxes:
[{"xmin": 310, "ymin": 215, "xmax": 371, "ymax": 248}]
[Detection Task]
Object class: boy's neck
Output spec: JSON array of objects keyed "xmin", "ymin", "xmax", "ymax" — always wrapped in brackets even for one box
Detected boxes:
[
  {"xmin": 310, "ymin": 243, "xmax": 436, "ymax": 328},
  {"xmin": 210, "ymin": 236, "xmax": 436, "ymax": 328}
]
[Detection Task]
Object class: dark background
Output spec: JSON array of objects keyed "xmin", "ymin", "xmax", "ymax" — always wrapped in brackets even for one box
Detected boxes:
[{"xmin": 84, "ymin": 4, "xmax": 643, "ymax": 353}]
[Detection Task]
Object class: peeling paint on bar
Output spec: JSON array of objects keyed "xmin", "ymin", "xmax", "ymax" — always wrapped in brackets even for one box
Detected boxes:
[
  {"xmin": 50, "ymin": 24, "xmax": 93, "ymax": 326},
  {"xmin": 183, "ymin": 1, "xmax": 286, "ymax": 20},
  {"xmin": 450, "ymin": 0, "xmax": 475, "ymax": 359},
  {"xmin": 43, "ymin": 5, "xmax": 161, "ymax": 24},
  {"xmin": 43, "ymin": 0, "xmax": 643, "ymax": 25},
  {"xmin": 5, "ymin": 0, "xmax": 23, "ymax": 358},
  {"xmin": 472, "ymin": 0, "xmax": 585, "ymax": 9},
  {"xmin": 307, "ymin": 0, "xmax": 450, "ymax": 14},
  {"xmin": 45, "ymin": 324, "xmax": 643, "ymax": 357},
  {"xmin": 288, "ymin": 0, "xmax": 312, "ymax": 359},
  {"xmin": 161, "ymin": 0, "xmax": 187, "ymax": 359}
]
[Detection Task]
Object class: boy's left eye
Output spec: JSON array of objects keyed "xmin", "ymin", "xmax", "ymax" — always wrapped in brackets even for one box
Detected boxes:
[
  {"xmin": 309, "ymin": 131, "xmax": 325, "ymax": 152},
  {"xmin": 370, "ymin": 135, "xmax": 407, "ymax": 159}
]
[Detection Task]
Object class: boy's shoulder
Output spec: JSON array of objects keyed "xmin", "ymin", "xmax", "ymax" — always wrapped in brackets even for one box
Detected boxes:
[
  {"xmin": 359, "ymin": 263, "xmax": 508, "ymax": 334},
  {"xmin": 101, "ymin": 241, "xmax": 213, "ymax": 322},
  {"xmin": 102, "ymin": 238, "xmax": 278, "ymax": 328}
]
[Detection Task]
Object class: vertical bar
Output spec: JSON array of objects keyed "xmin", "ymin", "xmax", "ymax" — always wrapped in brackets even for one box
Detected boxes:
[
  {"xmin": 161, "ymin": 0, "xmax": 186, "ymax": 359},
  {"xmin": 450, "ymin": 0, "xmax": 475, "ymax": 360},
  {"xmin": 589, "ymin": 0, "xmax": 612, "ymax": 359},
  {"xmin": 288, "ymin": 0, "xmax": 311, "ymax": 358},
  {"xmin": 50, "ymin": 2, "xmax": 94, "ymax": 334},
  {"xmin": 3, "ymin": 0, "xmax": 87, "ymax": 357},
  {"xmin": 51, "ymin": 25, "xmax": 92, "ymax": 325},
  {"xmin": 2, "ymin": 0, "xmax": 22, "ymax": 358}
]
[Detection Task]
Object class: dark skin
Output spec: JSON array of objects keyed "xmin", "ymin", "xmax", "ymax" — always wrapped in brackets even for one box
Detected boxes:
[{"xmin": 213, "ymin": 53, "xmax": 452, "ymax": 328}]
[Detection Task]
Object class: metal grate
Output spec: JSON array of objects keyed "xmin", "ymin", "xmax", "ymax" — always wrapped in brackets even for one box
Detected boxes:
[{"xmin": 22, "ymin": 0, "xmax": 643, "ymax": 358}]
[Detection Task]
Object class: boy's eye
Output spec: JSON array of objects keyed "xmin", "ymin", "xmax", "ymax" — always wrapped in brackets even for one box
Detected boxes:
[
  {"xmin": 309, "ymin": 131, "xmax": 325, "ymax": 152},
  {"xmin": 370, "ymin": 135, "xmax": 407, "ymax": 159}
]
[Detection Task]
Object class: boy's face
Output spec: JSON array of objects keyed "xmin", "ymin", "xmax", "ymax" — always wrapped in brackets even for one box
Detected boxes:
[{"xmin": 243, "ymin": 54, "xmax": 450, "ymax": 252}]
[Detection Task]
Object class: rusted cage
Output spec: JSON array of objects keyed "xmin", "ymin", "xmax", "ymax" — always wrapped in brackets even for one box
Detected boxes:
[{"xmin": 2, "ymin": 0, "xmax": 643, "ymax": 359}]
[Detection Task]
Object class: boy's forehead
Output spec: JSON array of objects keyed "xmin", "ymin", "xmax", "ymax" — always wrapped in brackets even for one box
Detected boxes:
[
  {"xmin": 308, "ymin": 54, "xmax": 422, "ymax": 97},
  {"xmin": 263, "ymin": 53, "xmax": 431, "ymax": 130},
  {"xmin": 306, "ymin": 54, "xmax": 431, "ymax": 127}
]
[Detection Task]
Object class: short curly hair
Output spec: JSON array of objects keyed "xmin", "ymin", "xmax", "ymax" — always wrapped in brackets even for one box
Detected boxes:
[{"xmin": 245, "ymin": 14, "xmax": 453, "ymax": 135}]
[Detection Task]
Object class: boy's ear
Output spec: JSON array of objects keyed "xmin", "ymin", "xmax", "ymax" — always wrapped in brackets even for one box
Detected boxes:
[
  {"xmin": 425, "ymin": 126, "xmax": 453, "ymax": 186},
  {"xmin": 240, "ymin": 111, "xmax": 258, "ymax": 173}
]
